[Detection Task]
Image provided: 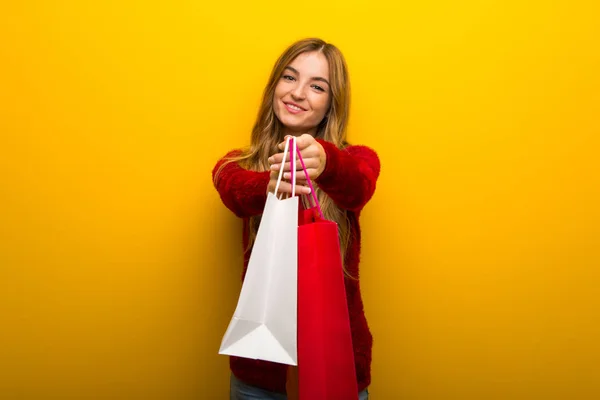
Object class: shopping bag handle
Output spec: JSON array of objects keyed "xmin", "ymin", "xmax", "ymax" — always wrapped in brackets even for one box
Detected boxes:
[
  {"xmin": 274, "ymin": 136, "xmax": 324, "ymax": 220},
  {"xmin": 274, "ymin": 136, "xmax": 298, "ymax": 199},
  {"xmin": 295, "ymin": 142, "xmax": 324, "ymax": 219}
]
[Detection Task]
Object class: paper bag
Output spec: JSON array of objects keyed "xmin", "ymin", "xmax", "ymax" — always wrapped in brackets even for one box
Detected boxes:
[{"xmin": 219, "ymin": 137, "xmax": 300, "ymax": 366}]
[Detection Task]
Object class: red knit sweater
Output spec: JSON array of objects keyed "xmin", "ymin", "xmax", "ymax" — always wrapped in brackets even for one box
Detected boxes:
[{"xmin": 212, "ymin": 139, "xmax": 380, "ymax": 393}]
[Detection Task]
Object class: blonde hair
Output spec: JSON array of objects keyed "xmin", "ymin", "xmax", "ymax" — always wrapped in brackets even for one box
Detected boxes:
[{"xmin": 214, "ymin": 38, "xmax": 354, "ymax": 277}]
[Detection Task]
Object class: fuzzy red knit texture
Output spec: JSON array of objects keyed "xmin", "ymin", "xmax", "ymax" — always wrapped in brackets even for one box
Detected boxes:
[{"xmin": 212, "ymin": 139, "xmax": 380, "ymax": 393}]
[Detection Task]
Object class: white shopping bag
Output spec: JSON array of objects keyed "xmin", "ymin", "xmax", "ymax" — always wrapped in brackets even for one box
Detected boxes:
[{"xmin": 219, "ymin": 137, "xmax": 299, "ymax": 365}]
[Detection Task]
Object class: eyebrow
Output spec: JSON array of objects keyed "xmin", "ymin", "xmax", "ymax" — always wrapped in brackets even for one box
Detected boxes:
[{"xmin": 285, "ymin": 66, "xmax": 330, "ymax": 87}]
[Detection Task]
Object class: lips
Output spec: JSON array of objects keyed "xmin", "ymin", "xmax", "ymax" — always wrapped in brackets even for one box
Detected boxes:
[
  {"xmin": 285, "ymin": 101, "xmax": 306, "ymax": 110},
  {"xmin": 283, "ymin": 101, "xmax": 307, "ymax": 113}
]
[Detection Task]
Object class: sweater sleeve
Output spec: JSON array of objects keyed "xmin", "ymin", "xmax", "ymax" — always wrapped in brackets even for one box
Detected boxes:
[
  {"xmin": 212, "ymin": 150, "xmax": 270, "ymax": 218},
  {"xmin": 315, "ymin": 140, "xmax": 381, "ymax": 212}
]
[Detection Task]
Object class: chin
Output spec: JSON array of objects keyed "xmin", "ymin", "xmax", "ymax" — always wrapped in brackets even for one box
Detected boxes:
[{"xmin": 276, "ymin": 114, "xmax": 301, "ymax": 130}]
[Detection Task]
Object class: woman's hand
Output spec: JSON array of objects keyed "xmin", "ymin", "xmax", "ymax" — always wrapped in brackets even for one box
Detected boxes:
[
  {"xmin": 266, "ymin": 168, "xmax": 311, "ymax": 195},
  {"xmin": 268, "ymin": 134, "xmax": 327, "ymax": 187}
]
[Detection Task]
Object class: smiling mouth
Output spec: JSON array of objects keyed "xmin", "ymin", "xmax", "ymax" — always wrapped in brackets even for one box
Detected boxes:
[{"xmin": 284, "ymin": 101, "xmax": 306, "ymax": 112}]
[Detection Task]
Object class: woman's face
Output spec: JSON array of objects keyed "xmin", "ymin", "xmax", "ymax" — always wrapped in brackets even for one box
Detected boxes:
[{"xmin": 273, "ymin": 51, "xmax": 331, "ymax": 136}]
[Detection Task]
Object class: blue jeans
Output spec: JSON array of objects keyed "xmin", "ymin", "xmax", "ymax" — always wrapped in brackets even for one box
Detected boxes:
[{"xmin": 230, "ymin": 374, "xmax": 369, "ymax": 400}]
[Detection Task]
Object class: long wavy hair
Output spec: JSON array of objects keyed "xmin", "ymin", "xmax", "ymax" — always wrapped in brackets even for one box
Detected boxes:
[{"xmin": 214, "ymin": 38, "xmax": 353, "ymax": 276}]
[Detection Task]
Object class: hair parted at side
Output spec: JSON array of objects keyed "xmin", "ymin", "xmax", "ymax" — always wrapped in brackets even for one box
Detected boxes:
[{"xmin": 214, "ymin": 37, "xmax": 354, "ymax": 277}]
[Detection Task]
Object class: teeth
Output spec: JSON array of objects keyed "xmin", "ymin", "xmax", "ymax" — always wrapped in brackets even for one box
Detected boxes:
[{"xmin": 287, "ymin": 103, "xmax": 302, "ymax": 111}]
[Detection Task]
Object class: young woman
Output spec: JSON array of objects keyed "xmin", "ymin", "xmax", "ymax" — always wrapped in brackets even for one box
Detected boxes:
[{"xmin": 212, "ymin": 38, "xmax": 380, "ymax": 400}]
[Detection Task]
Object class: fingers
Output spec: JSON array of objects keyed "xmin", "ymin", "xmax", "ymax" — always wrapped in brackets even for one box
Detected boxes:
[
  {"xmin": 268, "ymin": 170, "xmax": 311, "ymax": 195},
  {"xmin": 269, "ymin": 152, "xmax": 303, "ymax": 165},
  {"xmin": 269, "ymin": 148, "xmax": 320, "ymax": 168},
  {"xmin": 272, "ymin": 158, "xmax": 319, "ymax": 173},
  {"xmin": 277, "ymin": 134, "xmax": 315, "ymax": 151},
  {"xmin": 283, "ymin": 168, "xmax": 319, "ymax": 181},
  {"xmin": 268, "ymin": 153, "xmax": 285, "ymax": 165},
  {"xmin": 268, "ymin": 179, "xmax": 311, "ymax": 195}
]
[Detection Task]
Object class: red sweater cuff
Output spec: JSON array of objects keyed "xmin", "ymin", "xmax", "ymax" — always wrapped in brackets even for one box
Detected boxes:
[{"xmin": 212, "ymin": 151, "xmax": 270, "ymax": 218}]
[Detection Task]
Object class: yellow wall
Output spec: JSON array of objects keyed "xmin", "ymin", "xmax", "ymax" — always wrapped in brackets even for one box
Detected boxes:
[{"xmin": 1, "ymin": 1, "xmax": 599, "ymax": 398}]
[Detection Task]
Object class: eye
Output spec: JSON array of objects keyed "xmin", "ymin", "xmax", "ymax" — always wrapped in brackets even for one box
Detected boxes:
[
  {"xmin": 312, "ymin": 84, "xmax": 325, "ymax": 92},
  {"xmin": 282, "ymin": 75, "xmax": 295, "ymax": 81}
]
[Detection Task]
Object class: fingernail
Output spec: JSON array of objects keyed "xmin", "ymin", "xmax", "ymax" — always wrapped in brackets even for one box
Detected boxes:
[
  {"xmin": 271, "ymin": 164, "xmax": 278, "ymax": 170},
  {"xmin": 304, "ymin": 187, "xmax": 311, "ymax": 194},
  {"xmin": 268, "ymin": 157, "xmax": 273, "ymax": 163},
  {"xmin": 284, "ymin": 173, "xmax": 290, "ymax": 179}
]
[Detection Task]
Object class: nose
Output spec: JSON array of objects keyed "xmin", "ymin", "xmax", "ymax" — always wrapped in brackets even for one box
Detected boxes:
[{"xmin": 290, "ymin": 82, "xmax": 306, "ymax": 101}]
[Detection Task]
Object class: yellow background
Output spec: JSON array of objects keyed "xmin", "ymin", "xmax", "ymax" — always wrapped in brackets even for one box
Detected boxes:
[{"xmin": 1, "ymin": 1, "xmax": 599, "ymax": 399}]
